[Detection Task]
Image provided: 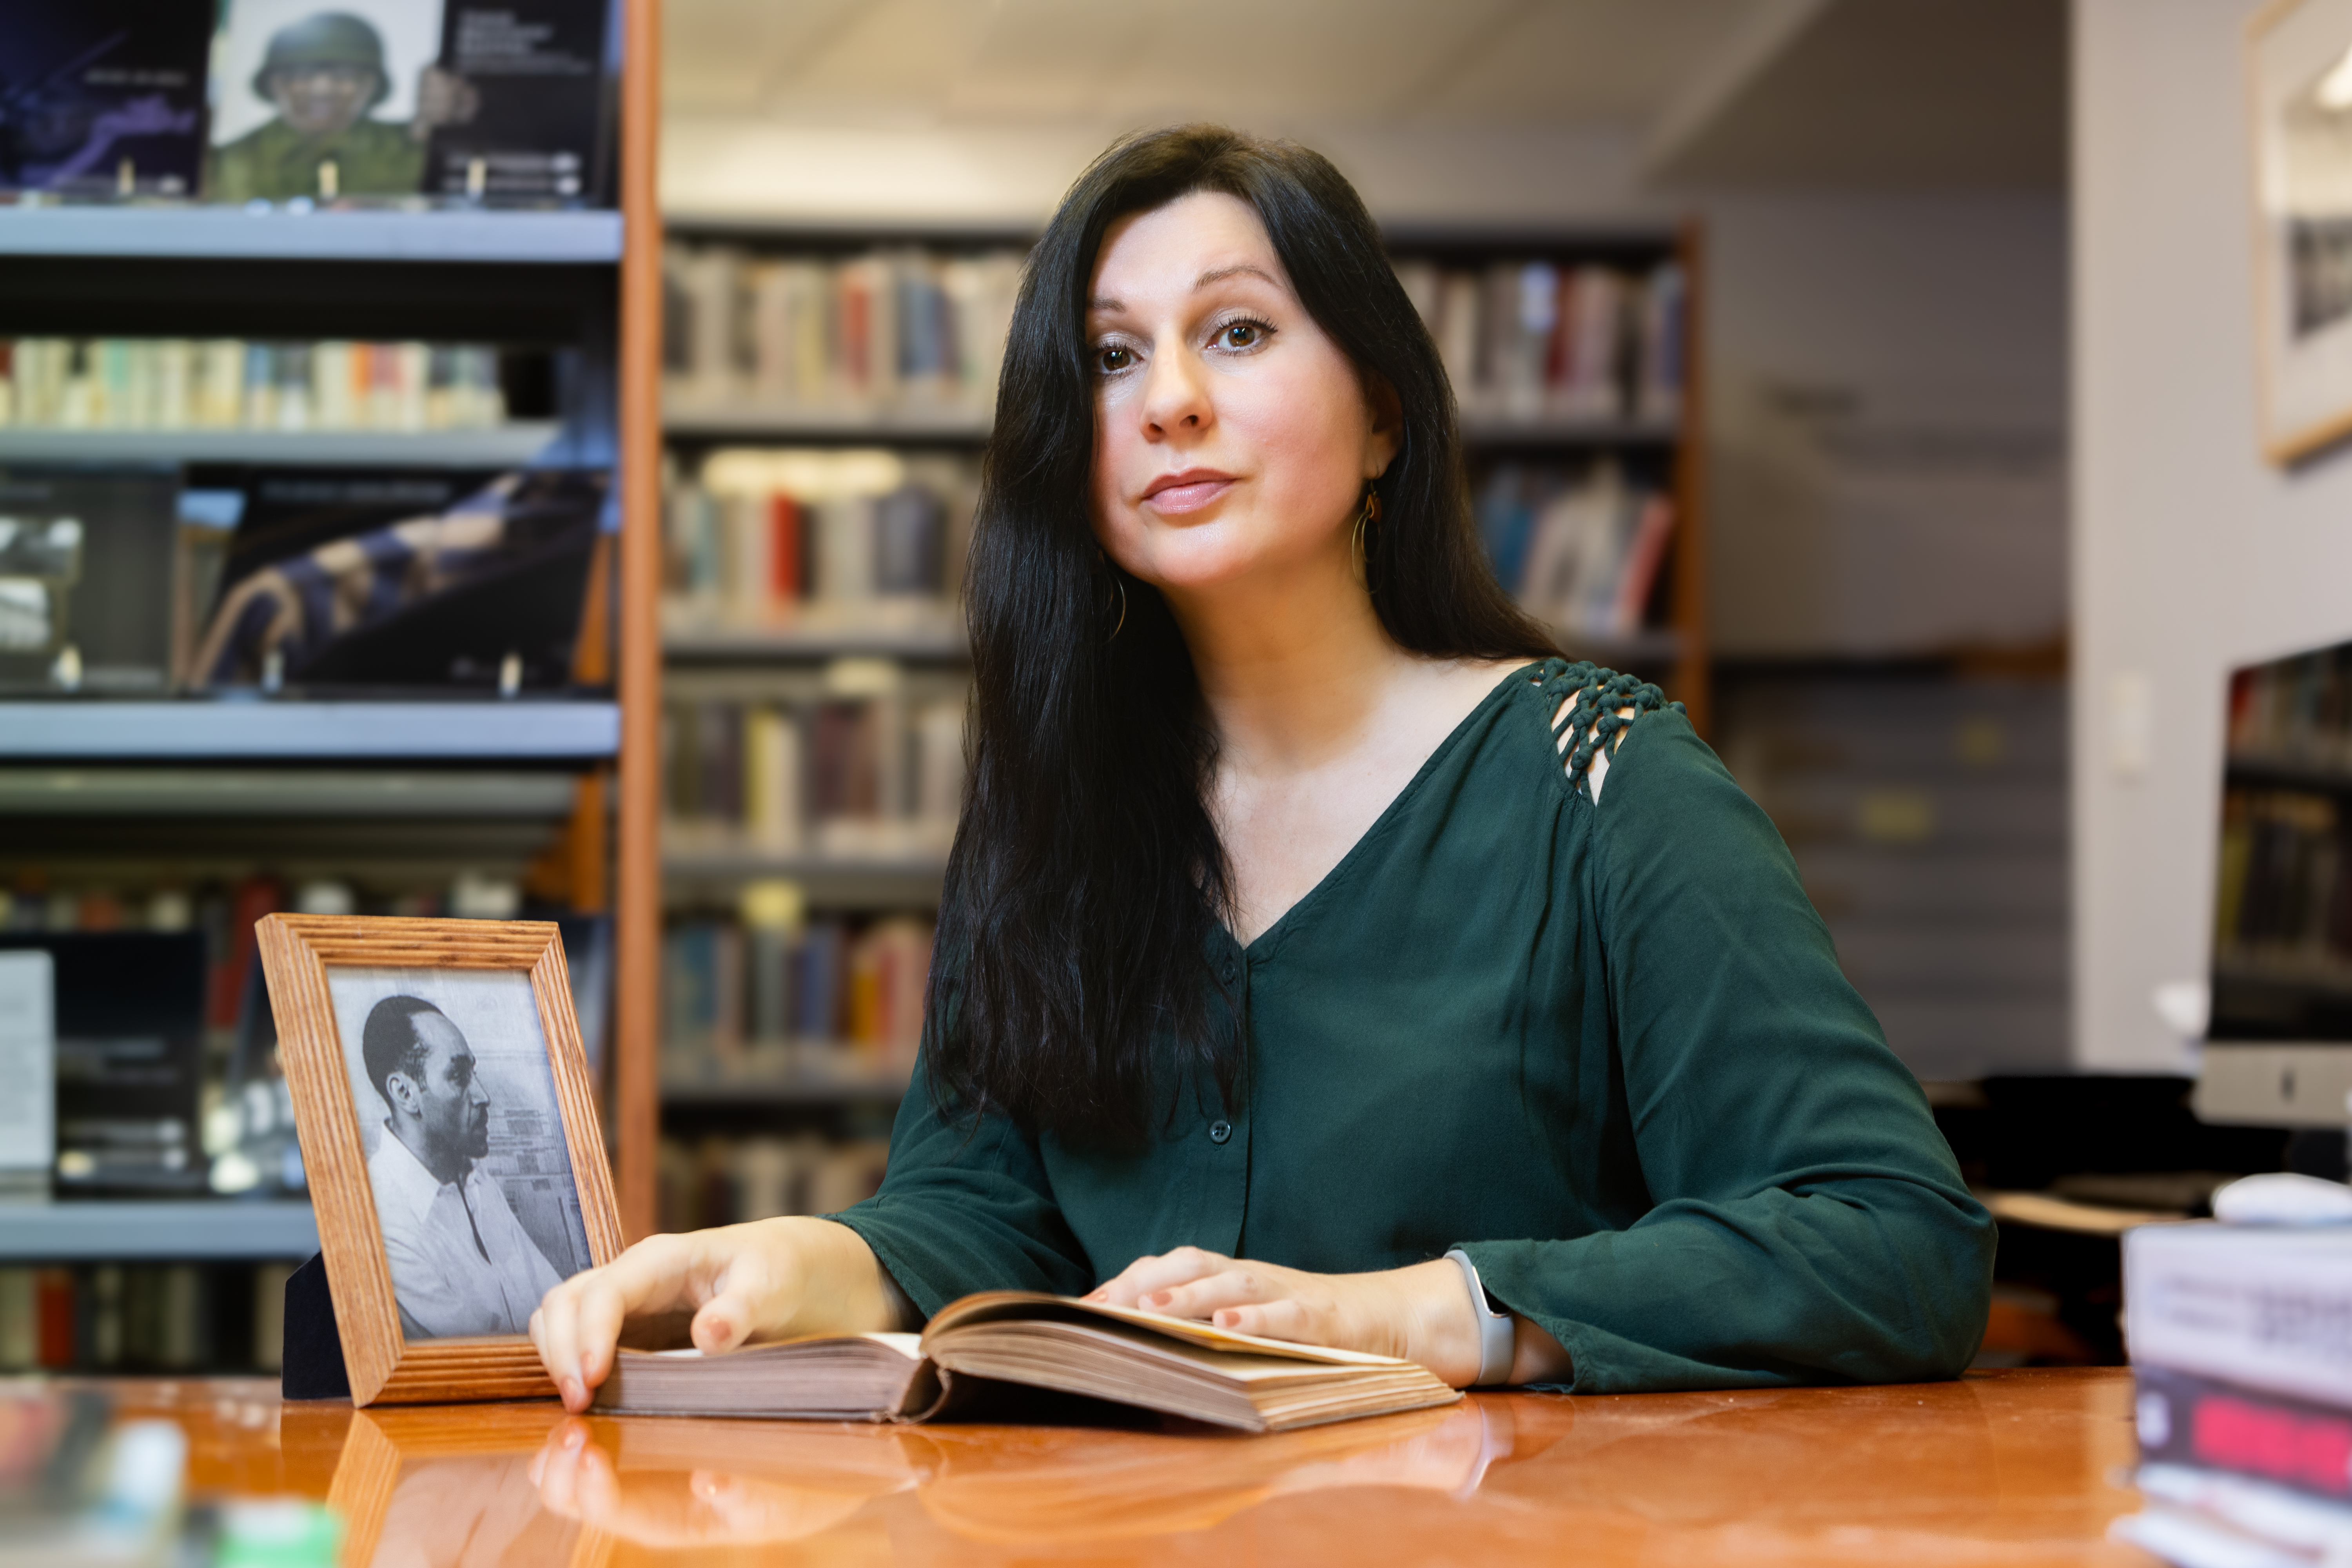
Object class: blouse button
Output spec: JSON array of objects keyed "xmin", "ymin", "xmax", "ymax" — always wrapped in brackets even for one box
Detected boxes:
[
  {"xmin": 1221, "ymin": 958, "xmax": 1238, "ymax": 983},
  {"xmin": 1209, "ymin": 1120, "xmax": 1233, "ymax": 1144}
]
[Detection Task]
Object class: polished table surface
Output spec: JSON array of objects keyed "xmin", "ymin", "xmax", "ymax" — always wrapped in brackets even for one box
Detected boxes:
[{"xmin": 94, "ymin": 1367, "xmax": 2160, "ymax": 1566}]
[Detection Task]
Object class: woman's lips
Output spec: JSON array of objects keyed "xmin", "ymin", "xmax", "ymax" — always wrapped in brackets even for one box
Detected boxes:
[{"xmin": 1142, "ymin": 475, "xmax": 1234, "ymax": 514}]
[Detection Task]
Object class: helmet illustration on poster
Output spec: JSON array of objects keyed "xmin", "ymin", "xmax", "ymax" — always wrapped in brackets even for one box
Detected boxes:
[{"xmin": 206, "ymin": 0, "xmax": 610, "ymax": 206}]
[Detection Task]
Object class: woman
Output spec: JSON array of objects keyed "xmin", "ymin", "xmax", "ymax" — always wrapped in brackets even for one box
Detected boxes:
[{"xmin": 533, "ymin": 126, "xmax": 1993, "ymax": 1409}]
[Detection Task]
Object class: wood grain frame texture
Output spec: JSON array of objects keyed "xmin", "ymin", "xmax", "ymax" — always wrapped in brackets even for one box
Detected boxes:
[
  {"xmin": 2247, "ymin": 0, "xmax": 2352, "ymax": 464},
  {"xmin": 257, "ymin": 915, "xmax": 624, "ymax": 1407}
]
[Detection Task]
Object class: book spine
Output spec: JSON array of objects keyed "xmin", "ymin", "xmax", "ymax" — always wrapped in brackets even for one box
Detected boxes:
[
  {"xmin": 2137, "ymin": 1363, "xmax": 2352, "ymax": 1509},
  {"xmin": 2125, "ymin": 1229, "xmax": 2352, "ymax": 1408}
]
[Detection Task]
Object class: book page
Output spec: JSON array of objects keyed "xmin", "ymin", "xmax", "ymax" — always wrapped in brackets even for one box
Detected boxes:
[{"xmin": 923, "ymin": 1293, "xmax": 1410, "ymax": 1367}]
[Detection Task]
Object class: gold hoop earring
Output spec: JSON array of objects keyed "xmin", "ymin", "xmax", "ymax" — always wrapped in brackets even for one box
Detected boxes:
[
  {"xmin": 1352, "ymin": 485, "xmax": 1381, "ymax": 592},
  {"xmin": 1099, "ymin": 552, "xmax": 1128, "ymax": 642}
]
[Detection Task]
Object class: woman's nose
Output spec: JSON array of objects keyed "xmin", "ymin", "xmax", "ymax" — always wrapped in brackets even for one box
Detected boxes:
[{"xmin": 1141, "ymin": 343, "xmax": 1211, "ymax": 436}]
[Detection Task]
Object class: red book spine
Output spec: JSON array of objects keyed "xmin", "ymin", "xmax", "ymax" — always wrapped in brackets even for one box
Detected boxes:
[
  {"xmin": 35, "ymin": 1269, "xmax": 74, "ymax": 1368},
  {"xmin": 770, "ymin": 494, "xmax": 801, "ymax": 605}
]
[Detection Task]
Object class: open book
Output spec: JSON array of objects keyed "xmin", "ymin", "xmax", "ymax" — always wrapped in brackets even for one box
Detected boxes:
[{"xmin": 590, "ymin": 1291, "xmax": 1461, "ymax": 1433}]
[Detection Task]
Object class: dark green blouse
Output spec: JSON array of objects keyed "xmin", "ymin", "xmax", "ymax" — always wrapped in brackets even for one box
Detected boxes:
[{"xmin": 832, "ymin": 657, "xmax": 1994, "ymax": 1392}]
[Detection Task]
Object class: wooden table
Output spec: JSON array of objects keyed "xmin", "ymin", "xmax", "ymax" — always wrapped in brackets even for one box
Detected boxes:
[{"xmin": 93, "ymin": 1367, "xmax": 2160, "ymax": 1566}]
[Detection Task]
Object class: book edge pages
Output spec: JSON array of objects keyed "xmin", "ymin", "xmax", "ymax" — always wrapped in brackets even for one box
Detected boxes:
[{"xmin": 921, "ymin": 1291, "xmax": 1414, "ymax": 1368}]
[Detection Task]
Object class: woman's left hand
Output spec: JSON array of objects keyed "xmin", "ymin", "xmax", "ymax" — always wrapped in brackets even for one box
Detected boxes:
[{"xmin": 1087, "ymin": 1247, "xmax": 1485, "ymax": 1387}]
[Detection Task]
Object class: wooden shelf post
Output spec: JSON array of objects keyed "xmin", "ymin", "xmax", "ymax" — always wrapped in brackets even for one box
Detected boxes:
[{"xmin": 616, "ymin": 0, "xmax": 665, "ymax": 1242}]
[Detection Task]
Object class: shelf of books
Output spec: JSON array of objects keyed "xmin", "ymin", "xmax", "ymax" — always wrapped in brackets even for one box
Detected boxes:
[
  {"xmin": 0, "ymin": 0, "xmax": 664, "ymax": 1372},
  {"xmin": 646, "ymin": 216, "xmax": 1705, "ymax": 1231}
]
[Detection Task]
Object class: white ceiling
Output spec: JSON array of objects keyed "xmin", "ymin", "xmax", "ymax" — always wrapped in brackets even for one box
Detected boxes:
[
  {"xmin": 657, "ymin": 0, "xmax": 2067, "ymax": 211},
  {"xmin": 662, "ymin": 0, "xmax": 1772, "ymax": 132}
]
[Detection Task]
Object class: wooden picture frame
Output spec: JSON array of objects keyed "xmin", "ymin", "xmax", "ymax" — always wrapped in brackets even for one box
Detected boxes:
[
  {"xmin": 258, "ymin": 915, "xmax": 623, "ymax": 1406},
  {"xmin": 2249, "ymin": 0, "xmax": 2352, "ymax": 461}
]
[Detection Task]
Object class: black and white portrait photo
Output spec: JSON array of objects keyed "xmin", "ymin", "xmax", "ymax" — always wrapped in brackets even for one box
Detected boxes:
[{"xmin": 328, "ymin": 967, "xmax": 593, "ymax": 1341}]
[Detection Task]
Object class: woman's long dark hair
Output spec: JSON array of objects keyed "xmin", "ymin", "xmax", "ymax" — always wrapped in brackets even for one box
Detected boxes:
[{"xmin": 929, "ymin": 124, "xmax": 1557, "ymax": 1146}]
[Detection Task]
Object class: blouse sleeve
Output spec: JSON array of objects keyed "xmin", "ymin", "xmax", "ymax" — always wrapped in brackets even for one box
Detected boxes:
[
  {"xmin": 822, "ymin": 994, "xmax": 1096, "ymax": 1319},
  {"xmin": 1455, "ymin": 707, "xmax": 1996, "ymax": 1392}
]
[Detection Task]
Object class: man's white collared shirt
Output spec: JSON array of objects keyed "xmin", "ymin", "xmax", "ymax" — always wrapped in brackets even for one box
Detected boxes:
[{"xmin": 368, "ymin": 1128, "xmax": 565, "ymax": 1339}]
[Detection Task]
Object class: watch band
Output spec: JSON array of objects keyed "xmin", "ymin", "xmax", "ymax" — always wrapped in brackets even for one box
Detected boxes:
[{"xmin": 1443, "ymin": 1248, "xmax": 1514, "ymax": 1386}]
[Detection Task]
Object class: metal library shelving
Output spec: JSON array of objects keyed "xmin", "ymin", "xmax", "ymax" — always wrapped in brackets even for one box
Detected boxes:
[
  {"xmin": 0, "ymin": 1203, "xmax": 318, "ymax": 1264},
  {"xmin": 0, "ymin": 0, "xmax": 670, "ymax": 1261},
  {"xmin": 0, "ymin": 423, "xmax": 562, "ymax": 467}
]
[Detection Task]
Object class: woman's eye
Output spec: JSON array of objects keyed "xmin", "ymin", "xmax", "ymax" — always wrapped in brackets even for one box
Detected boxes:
[
  {"xmin": 1217, "ymin": 322, "xmax": 1263, "ymax": 350},
  {"xmin": 1096, "ymin": 345, "xmax": 1134, "ymax": 374}
]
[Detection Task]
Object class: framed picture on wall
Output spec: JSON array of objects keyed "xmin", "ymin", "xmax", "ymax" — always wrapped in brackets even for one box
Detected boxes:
[
  {"xmin": 257, "ymin": 915, "xmax": 621, "ymax": 1406},
  {"xmin": 2250, "ymin": 0, "xmax": 2352, "ymax": 461}
]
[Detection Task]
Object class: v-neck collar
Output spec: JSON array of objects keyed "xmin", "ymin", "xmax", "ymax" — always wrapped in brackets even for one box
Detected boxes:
[{"xmin": 1228, "ymin": 660, "xmax": 1547, "ymax": 962}]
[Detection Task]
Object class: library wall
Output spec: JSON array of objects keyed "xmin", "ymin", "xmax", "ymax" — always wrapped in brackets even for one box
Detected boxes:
[
  {"xmin": 663, "ymin": 116, "xmax": 2069, "ymax": 661},
  {"xmin": 2073, "ymin": 0, "xmax": 2352, "ymax": 1069}
]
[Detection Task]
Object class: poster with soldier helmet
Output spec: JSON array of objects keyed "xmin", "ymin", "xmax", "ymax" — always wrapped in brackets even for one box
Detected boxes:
[{"xmin": 207, "ymin": 0, "xmax": 611, "ymax": 207}]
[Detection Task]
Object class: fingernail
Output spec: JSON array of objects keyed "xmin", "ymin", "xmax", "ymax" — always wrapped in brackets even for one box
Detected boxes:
[
  {"xmin": 564, "ymin": 1422, "xmax": 586, "ymax": 1451},
  {"xmin": 1144, "ymin": 1291, "xmax": 1167, "ymax": 1307}
]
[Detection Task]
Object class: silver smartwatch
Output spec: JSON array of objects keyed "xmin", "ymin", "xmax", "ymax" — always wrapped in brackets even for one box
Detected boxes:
[{"xmin": 1443, "ymin": 1248, "xmax": 1514, "ymax": 1386}]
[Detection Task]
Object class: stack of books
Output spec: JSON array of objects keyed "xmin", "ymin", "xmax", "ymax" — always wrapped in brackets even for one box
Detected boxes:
[
  {"xmin": 663, "ymin": 245, "xmax": 1025, "ymax": 420},
  {"xmin": 0, "ymin": 339, "xmax": 511, "ymax": 434},
  {"xmin": 2114, "ymin": 1223, "xmax": 2352, "ymax": 1564},
  {"xmin": 1476, "ymin": 461, "xmax": 1676, "ymax": 646},
  {"xmin": 662, "ymin": 909, "xmax": 933, "ymax": 1076},
  {"xmin": 656, "ymin": 1132, "xmax": 894, "ymax": 1234},
  {"xmin": 662, "ymin": 449, "xmax": 975, "ymax": 631},
  {"xmin": 662, "ymin": 683, "xmax": 965, "ymax": 858},
  {"xmin": 1391, "ymin": 257, "xmax": 1684, "ymax": 425},
  {"xmin": 0, "ymin": 1263, "xmax": 294, "ymax": 1373}
]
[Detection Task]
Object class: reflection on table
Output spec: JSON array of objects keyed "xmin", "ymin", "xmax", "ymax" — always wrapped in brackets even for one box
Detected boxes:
[{"xmin": 93, "ymin": 1368, "xmax": 2151, "ymax": 1566}]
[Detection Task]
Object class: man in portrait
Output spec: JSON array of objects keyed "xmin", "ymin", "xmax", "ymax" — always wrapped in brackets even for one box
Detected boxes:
[
  {"xmin": 361, "ymin": 995, "xmax": 563, "ymax": 1339},
  {"xmin": 204, "ymin": 10, "xmax": 475, "ymax": 203}
]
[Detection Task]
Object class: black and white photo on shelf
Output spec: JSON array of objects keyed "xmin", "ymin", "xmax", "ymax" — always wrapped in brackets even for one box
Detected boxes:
[{"xmin": 328, "ymin": 967, "xmax": 594, "ymax": 1339}]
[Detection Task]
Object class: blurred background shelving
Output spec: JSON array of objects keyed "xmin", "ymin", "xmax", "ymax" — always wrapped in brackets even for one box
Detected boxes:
[{"xmin": 0, "ymin": 0, "xmax": 666, "ymax": 1377}]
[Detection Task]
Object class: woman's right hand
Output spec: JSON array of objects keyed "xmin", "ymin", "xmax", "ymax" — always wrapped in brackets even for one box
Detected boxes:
[{"xmin": 528, "ymin": 1216, "xmax": 900, "ymax": 1413}]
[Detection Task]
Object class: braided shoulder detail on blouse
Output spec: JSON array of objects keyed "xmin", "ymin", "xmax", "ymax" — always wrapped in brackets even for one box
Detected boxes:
[{"xmin": 1528, "ymin": 655, "xmax": 1680, "ymax": 802}]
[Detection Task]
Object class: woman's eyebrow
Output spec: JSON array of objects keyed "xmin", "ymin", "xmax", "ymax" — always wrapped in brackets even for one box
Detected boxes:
[
  {"xmin": 1085, "ymin": 263, "xmax": 1281, "ymax": 316},
  {"xmin": 1194, "ymin": 263, "xmax": 1280, "ymax": 291}
]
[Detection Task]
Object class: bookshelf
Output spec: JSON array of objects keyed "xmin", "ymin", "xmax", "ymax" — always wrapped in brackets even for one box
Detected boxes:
[
  {"xmin": 0, "ymin": 0, "xmax": 668, "ymax": 1350},
  {"xmin": 0, "ymin": 1203, "xmax": 317, "ymax": 1264},
  {"xmin": 0, "ymin": 425, "xmax": 563, "ymax": 466},
  {"xmin": 645, "ymin": 216, "xmax": 1708, "ymax": 1232}
]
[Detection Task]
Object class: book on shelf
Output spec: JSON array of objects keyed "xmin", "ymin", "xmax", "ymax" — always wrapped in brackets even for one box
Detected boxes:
[
  {"xmin": 2111, "ymin": 1223, "xmax": 2352, "ymax": 1564},
  {"xmin": 663, "ymin": 681, "xmax": 964, "ymax": 859},
  {"xmin": 664, "ymin": 448, "xmax": 975, "ymax": 629},
  {"xmin": 0, "ymin": 1262, "xmax": 298, "ymax": 1373},
  {"xmin": 205, "ymin": 0, "xmax": 615, "ymax": 207},
  {"xmin": 1, "ymin": 5, "xmax": 213, "ymax": 200},
  {"xmin": 662, "ymin": 907, "xmax": 932, "ymax": 1076},
  {"xmin": 0, "ymin": 465, "xmax": 178, "ymax": 695},
  {"xmin": 658, "ymin": 1131, "xmax": 892, "ymax": 1234},
  {"xmin": 1476, "ymin": 460, "xmax": 1675, "ymax": 646},
  {"xmin": 0, "ymin": 339, "xmax": 513, "ymax": 436},
  {"xmin": 187, "ymin": 463, "xmax": 606, "ymax": 691},
  {"xmin": 663, "ymin": 243, "xmax": 1024, "ymax": 419},
  {"xmin": 418, "ymin": 0, "xmax": 615, "ymax": 205},
  {"xmin": 1390, "ymin": 256, "xmax": 1684, "ymax": 426},
  {"xmin": 593, "ymin": 1290, "xmax": 1458, "ymax": 1433}
]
